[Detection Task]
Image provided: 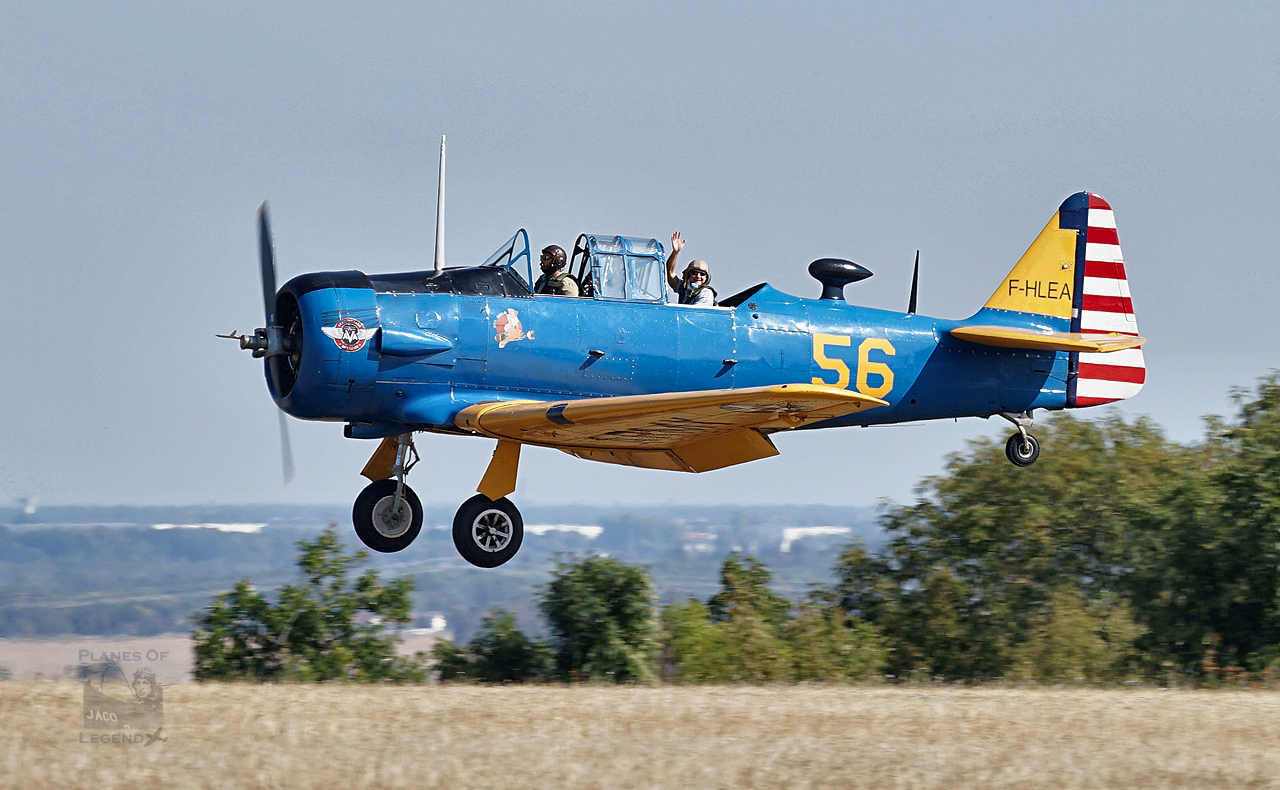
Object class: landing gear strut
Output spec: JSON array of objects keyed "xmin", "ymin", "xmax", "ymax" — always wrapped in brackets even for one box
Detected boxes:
[
  {"xmin": 353, "ymin": 433, "xmax": 423, "ymax": 553},
  {"xmin": 451, "ymin": 439, "xmax": 525, "ymax": 568},
  {"xmin": 1000, "ymin": 411, "xmax": 1040, "ymax": 467},
  {"xmin": 352, "ymin": 435, "xmax": 526, "ymax": 567}
]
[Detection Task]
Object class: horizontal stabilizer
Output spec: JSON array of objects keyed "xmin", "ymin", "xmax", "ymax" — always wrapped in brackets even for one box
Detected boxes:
[{"xmin": 950, "ymin": 325, "xmax": 1145, "ymax": 353}]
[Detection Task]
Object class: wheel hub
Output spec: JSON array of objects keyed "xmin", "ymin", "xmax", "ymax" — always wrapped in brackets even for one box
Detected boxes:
[
  {"xmin": 472, "ymin": 509, "xmax": 513, "ymax": 552},
  {"xmin": 372, "ymin": 495, "xmax": 412, "ymax": 539}
]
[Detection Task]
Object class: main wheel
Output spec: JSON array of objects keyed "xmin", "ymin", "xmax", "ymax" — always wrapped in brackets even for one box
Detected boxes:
[
  {"xmin": 452, "ymin": 494, "xmax": 523, "ymax": 568},
  {"xmin": 1005, "ymin": 433, "xmax": 1040, "ymax": 467},
  {"xmin": 353, "ymin": 479, "xmax": 423, "ymax": 553}
]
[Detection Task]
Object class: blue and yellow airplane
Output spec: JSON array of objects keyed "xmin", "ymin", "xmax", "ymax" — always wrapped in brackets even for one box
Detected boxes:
[{"xmin": 225, "ymin": 142, "xmax": 1145, "ymax": 567}]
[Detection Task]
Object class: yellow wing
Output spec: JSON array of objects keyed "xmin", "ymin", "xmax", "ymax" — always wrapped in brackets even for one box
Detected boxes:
[
  {"xmin": 950, "ymin": 325, "xmax": 1145, "ymax": 353},
  {"xmin": 454, "ymin": 383, "xmax": 888, "ymax": 473}
]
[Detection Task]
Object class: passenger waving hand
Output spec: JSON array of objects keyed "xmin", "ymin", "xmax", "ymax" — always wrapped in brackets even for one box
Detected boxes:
[{"xmin": 666, "ymin": 231, "xmax": 716, "ymax": 305}]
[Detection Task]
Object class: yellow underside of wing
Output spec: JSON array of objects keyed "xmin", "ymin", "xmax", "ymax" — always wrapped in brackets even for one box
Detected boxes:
[
  {"xmin": 454, "ymin": 383, "xmax": 888, "ymax": 473},
  {"xmin": 950, "ymin": 325, "xmax": 1146, "ymax": 353},
  {"xmin": 561, "ymin": 429, "xmax": 782, "ymax": 473}
]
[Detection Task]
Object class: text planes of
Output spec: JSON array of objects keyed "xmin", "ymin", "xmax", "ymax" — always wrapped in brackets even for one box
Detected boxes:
[{"xmin": 226, "ymin": 172, "xmax": 1144, "ymax": 568}]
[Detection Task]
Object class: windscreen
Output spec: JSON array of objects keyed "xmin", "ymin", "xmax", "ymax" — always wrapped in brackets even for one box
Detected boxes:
[{"xmin": 479, "ymin": 229, "xmax": 533, "ymax": 289}]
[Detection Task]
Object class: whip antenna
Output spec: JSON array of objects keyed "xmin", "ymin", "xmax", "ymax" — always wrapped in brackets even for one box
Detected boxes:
[
  {"xmin": 908, "ymin": 250, "xmax": 919, "ymax": 314},
  {"xmin": 433, "ymin": 135, "xmax": 446, "ymax": 273}
]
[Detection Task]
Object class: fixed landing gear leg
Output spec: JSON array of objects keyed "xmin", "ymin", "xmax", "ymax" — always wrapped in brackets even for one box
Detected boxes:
[
  {"xmin": 453, "ymin": 441, "xmax": 525, "ymax": 568},
  {"xmin": 353, "ymin": 433, "xmax": 423, "ymax": 553},
  {"xmin": 391, "ymin": 432, "xmax": 414, "ymax": 515},
  {"xmin": 1000, "ymin": 411, "xmax": 1040, "ymax": 467}
]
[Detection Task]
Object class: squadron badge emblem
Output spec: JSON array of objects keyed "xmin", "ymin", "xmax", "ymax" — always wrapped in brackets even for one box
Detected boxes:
[
  {"xmin": 322, "ymin": 317, "xmax": 376, "ymax": 352},
  {"xmin": 494, "ymin": 309, "xmax": 534, "ymax": 349}
]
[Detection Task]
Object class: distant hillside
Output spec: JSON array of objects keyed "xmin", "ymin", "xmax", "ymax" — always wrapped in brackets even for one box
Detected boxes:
[{"xmin": 1, "ymin": 503, "xmax": 883, "ymax": 639}]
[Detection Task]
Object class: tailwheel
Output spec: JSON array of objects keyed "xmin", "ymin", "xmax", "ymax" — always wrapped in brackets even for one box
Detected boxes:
[
  {"xmin": 353, "ymin": 479, "xmax": 423, "ymax": 553},
  {"xmin": 453, "ymin": 494, "xmax": 524, "ymax": 568},
  {"xmin": 1005, "ymin": 432, "xmax": 1040, "ymax": 467}
]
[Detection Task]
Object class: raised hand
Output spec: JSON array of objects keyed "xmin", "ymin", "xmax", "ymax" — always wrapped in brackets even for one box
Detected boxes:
[{"xmin": 670, "ymin": 231, "xmax": 686, "ymax": 254}]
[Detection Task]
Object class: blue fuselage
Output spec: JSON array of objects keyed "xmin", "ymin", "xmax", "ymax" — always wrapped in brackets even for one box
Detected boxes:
[{"xmin": 271, "ymin": 270, "xmax": 1070, "ymax": 439}]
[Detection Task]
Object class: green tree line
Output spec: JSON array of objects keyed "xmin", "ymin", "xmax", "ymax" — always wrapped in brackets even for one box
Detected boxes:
[
  {"xmin": 195, "ymin": 373, "xmax": 1280, "ymax": 685},
  {"xmin": 192, "ymin": 529, "xmax": 427, "ymax": 681},
  {"xmin": 834, "ymin": 374, "xmax": 1280, "ymax": 684}
]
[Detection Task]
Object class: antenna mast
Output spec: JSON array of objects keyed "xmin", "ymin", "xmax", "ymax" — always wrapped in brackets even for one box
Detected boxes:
[
  {"xmin": 433, "ymin": 135, "xmax": 446, "ymax": 273},
  {"xmin": 908, "ymin": 250, "xmax": 919, "ymax": 314}
]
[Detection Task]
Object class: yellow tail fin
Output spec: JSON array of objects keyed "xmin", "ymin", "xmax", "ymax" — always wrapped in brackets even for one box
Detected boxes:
[{"xmin": 983, "ymin": 212, "xmax": 1077, "ymax": 318}]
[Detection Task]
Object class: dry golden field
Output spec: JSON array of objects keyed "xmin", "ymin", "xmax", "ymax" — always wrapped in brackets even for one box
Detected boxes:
[{"xmin": 3, "ymin": 682, "xmax": 1278, "ymax": 789}]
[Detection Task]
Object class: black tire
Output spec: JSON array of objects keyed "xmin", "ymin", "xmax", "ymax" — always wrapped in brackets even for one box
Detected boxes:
[
  {"xmin": 352, "ymin": 479, "xmax": 423, "ymax": 553},
  {"xmin": 1005, "ymin": 433, "xmax": 1040, "ymax": 467},
  {"xmin": 452, "ymin": 494, "xmax": 523, "ymax": 568}
]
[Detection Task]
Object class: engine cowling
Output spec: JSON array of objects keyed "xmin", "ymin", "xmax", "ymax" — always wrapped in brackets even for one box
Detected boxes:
[{"xmin": 273, "ymin": 271, "xmax": 380, "ymax": 421}]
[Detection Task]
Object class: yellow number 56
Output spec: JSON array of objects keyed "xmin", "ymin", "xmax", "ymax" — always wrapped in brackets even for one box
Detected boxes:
[{"xmin": 811, "ymin": 334, "xmax": 895, "ymax": 398}]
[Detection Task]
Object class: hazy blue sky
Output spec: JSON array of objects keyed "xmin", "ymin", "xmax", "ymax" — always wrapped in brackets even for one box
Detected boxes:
[{"xmin": 2, "ymin": 2, "xmax": 1277, "ymax": 509}]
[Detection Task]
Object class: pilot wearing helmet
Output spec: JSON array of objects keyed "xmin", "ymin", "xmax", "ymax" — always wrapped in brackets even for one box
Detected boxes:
[
  {"xmin": 534, "ymin": 245, "xmax": 579, "ymax": 297},
  {"xmin": 666, "ymin": 231, "xmax": 716, "ymax": 306}
]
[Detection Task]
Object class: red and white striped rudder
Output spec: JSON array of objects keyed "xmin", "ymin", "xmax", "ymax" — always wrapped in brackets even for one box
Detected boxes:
[{"xmin": 1072, "ymin": 193, "xmax": 1145, "ymax": 407}]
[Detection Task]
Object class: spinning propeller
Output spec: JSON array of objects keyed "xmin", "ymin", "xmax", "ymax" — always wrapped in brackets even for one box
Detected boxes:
[{"xmin": 218, "ymin": 202, "xmax": 297, "ymax": 486}]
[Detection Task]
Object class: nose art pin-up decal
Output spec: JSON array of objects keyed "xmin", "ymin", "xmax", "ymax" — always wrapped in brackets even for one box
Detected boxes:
[
  {"xmin": 493, "ymin": 309, "xmax": 534, "ymax": 349},
  {"xmin": 322, "ymin": 317, "xmax": 377, "ymax": 352}
]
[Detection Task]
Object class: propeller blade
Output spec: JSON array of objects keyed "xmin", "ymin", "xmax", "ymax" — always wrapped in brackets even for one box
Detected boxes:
[
  {"xmin": 258, "ymin": 201, "xmax": 277, "ymax": 326},
  {"xmin": 908, "ymin": 250, "xmax": 919, "ymax": 314},
  {"xmin": 278, "ymin": 409, "xmax": 295, "ymax": 487},
  {"xmin": 257, "ymin": 202, "xmax": 288, "ymax": 397},
  {"xmin": 266, "ymin": 357, "xmax": 287, "ymax": 399}
]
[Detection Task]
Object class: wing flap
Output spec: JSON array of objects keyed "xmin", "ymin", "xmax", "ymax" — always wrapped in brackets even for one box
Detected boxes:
[
  {"xmin": 950, "ymin": 325, "xmax": 1145, "ymax": 353},
  {"xmin": 559, "ymin": 447, "xmax": 693, "ymax": 472},
  {"xmin": 672, "ymin": 428, "xmax": 780, "ymax": 472},
  {"xmin": 455, "ymin": 383, "xmax": 886, "ymax": 451},
  {"xmin": 560, "ymin": 429, "xmax": 780, "ymax": 473}
]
